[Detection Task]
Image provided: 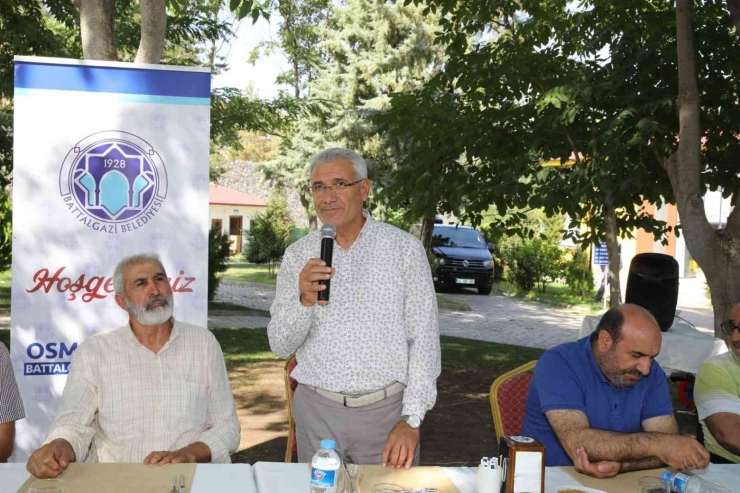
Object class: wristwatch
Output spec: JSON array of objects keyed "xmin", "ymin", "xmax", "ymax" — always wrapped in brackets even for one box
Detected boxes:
[{"xmin": 401, "ymin": 414, "xmax": 422, "ymax": 429}]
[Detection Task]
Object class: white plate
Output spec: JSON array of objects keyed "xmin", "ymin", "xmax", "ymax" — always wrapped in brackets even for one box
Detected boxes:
[
  {"xmin": 555, "ymin": 486, "xmax": 607, "ymax": 493},
  {"xmin": 455, "ymin": 278, "xmax": 475, "ymax": 284}
]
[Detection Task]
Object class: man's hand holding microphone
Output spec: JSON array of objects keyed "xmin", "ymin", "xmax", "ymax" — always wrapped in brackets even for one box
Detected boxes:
[{"xmin": 299, "ymin": 224, "xmax": 336, "ymax": 307}]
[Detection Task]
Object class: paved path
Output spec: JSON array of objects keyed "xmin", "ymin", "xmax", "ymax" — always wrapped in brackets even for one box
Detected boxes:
[
  {"xmin": 215, "ymin": 280, "xmax": 275, "ymax": 312},
  {"xmin": 212, "ymin": 281, "xmax": 586, "ymax": 350},
  {"xmin": 436, "ymin": 291, "xmax": 585, "ymax": 350}
]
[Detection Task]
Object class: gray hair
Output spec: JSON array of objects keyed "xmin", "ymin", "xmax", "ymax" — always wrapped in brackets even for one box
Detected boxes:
[
  {"xmin": 113, "ymin": 253, "xmax": 166, "ymax": 296},
  {"xmin": 309, "ymin": 148, "xmax": 368, "ymax": 181}
]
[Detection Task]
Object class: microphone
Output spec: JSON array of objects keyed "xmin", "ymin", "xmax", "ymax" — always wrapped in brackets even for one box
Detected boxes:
[{"xmin": 318, "ymin": 224, "xmax": 336, "ymax": 305}]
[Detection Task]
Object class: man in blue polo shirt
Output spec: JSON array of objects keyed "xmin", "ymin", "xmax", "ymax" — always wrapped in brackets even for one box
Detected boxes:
[{"xmin": 522, "ymin": 304, "xmax": 709, "ymax": 478}]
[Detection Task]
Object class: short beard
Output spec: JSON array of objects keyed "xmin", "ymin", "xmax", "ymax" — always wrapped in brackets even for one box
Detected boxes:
[
  {"xmin": 125, "ymin": 293, "xmax": 174, "ymax": 326},
  {"xmin": 599, "ymin": 347, "xmax": 643, "ymax": 389}
]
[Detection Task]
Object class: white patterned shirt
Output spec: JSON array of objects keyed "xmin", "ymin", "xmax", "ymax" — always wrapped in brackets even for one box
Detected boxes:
[
  {"xmin": 0, "ymin": 342, "xmax": 25, "ymax": 424},
  {"xmin": 268, "ymin": 212, "xmax": 441, "ymax": 419},
  {"xmin": 45, "ymin": 320, "xmax": 240, "ymax": 463}
]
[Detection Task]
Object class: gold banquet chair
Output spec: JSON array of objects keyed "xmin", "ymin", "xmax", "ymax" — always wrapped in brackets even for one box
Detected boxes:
[
  {"xmin": 284, "ymin": 354, "xmax": 299, "ymax": 462},
  {"xmin": 490, "ymin": 360, "xmax": 538, "ymax": 443}
]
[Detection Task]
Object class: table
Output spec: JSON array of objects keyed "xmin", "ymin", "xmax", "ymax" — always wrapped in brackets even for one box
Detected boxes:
[
  {"xmin": 580, "ymin": 314, "xmax": 728, "ymax": 374},
  {"xmin": 3, "ymin": 462, "xmax": 738, "ymax": 493},
  {"xmin": 252, "ymin": 462, "xmax": 579, "ymax": 493},
  {"xmin": 1, "ymin": 463, "xmax": 255, "ymax": 493}
]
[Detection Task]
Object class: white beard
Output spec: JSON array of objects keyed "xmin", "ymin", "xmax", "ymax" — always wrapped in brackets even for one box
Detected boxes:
[{"xmin": 126, "ymin": 293, "xmax": 174, "ymax": 326}]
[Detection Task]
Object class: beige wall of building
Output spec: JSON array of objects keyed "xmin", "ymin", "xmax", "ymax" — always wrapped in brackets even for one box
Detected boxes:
[{"xmin": 209, "ymin": 204, "xmax": 266, "ymax": 254}]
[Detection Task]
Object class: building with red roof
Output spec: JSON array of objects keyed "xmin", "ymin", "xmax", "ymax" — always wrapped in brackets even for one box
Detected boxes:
[{"xmin": 209, "ymin": 183, "xmax": 267, "ymax": 254}]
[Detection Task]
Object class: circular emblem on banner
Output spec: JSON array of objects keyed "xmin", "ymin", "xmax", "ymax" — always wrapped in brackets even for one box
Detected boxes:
[{"xmin": 59, "ymin": 131, "xmax": 167, "ymax": 233}]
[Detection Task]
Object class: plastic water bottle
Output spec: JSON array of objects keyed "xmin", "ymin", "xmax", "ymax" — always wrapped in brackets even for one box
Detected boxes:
[
  {"xmin": 661, "ymin": 471, "xmax": 731, "ymax": 493},
  {"xmin": 311, "ymin": 439, "xmax": 341, "ymax": 493}
]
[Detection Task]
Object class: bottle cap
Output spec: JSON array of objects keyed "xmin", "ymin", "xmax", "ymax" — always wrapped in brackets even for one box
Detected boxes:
[
  {"xmin": 660, "ymin": 471, "xmax": 673, "ymax": 484},
  {"xmin": 320, "ymin": 439, "xmax": 336, "ymax": 450}
]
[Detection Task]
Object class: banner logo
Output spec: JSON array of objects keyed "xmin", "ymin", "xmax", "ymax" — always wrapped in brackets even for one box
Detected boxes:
[
  {"xmin": 59, "ymin": 131, "xmax": 168, "ymax": 233},
  {"xmin": 24, "ymin": 341, "xmax": 79, "ymax": 376}
]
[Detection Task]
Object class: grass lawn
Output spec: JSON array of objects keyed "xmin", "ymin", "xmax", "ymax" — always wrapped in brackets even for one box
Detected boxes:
[
  {"xmin": 493, "ymin": 280, "xmax": 603, "ymax": 313},
  {"xmin": 0, "ymin": 269, "xmax": 10, "ymax": 309},
  {"xmin": 221, "ymin": 264, "xmax": 278, "ymax": 284},
  {"xmin": 208, "ymin": 301, "xmax": 267, "ymax": 314},
  {"xmin": 212, "ymin": 328, "xmax": 280, "ymax": 369},
  {"xmin": 212, "ymin": 327, "xmax": 544, "ymax": 378}
]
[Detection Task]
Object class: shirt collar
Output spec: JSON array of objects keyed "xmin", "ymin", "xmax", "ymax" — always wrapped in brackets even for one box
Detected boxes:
[
  {"xmin": 358, "ymin": 209, "xmax": 374, "ymax": 238},
  {"xmin": 334, "ymin": 210, "xmax": 374, "ymax": 251},
  {"xmin": 125, "ymin": 317, "xmax": 179, "ymax": 350}
]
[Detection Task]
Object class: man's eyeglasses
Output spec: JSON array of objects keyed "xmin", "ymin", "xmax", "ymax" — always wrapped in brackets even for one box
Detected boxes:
[
  {"xmin": 720, "ymin": 320, "xmax": 740, "ymax": 336},
  {"xmin": 307, "ymin": 179, "xmax": 364, "ymax": 195}
]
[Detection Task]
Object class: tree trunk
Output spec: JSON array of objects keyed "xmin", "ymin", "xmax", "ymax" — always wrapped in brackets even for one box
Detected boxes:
[
  {"xmin": 299, "ymin": 190, "xmax": 317, "ymax": 231},
  {"xmin": 604, "ymin": 194, "xmax": 622, "ymax": 307},
  {"xmin": 72, "ymin": 0, "xmax": 117, "ymax": 60},
  {"xmin": 665, "ymin": 0, "xmax": 740, "ymax": 338},
  {"xmin": 420, "ymin": 215, "xmax": 435, "ymax": 251},
  {"xmin": 135, "ymin": 0, "xmax": 167, "ymax": 64},
  {"xmin": 728, "ymin": 0, "xmax": 740, "ymax": 34},
  {"xmin": 294, "ymin": 59, "xmax": 301, "ymax": 99}
]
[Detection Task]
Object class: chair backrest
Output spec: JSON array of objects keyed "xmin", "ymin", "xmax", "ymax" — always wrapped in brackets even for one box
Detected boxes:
[
  {"xmin": 490, "ymin": 360, "xmax": 537, "ymax": 443},
  {"xmin": 284, "ymin": 354, "xmax": 299, "ymax": 462}
]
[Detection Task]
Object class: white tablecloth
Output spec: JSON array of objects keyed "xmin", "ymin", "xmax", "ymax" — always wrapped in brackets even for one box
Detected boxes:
[
  {"xmin": 4, "ymin": 462, "xmax": 738, "ymax": 493},
  {"xmin": 0, "ymin": 462, "xmax": 255, "ymax": 493},
  {"xmin": 252, "ymin": 461, "xmax": 587, "ymax": 493},
  {"xmin": 579, "ymin": 315, "xmax": 728, "ymax": 374}
]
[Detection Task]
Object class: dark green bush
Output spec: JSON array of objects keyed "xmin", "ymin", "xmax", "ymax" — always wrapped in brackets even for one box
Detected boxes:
[
  {"xmin": 500, "ymin": 237, "xmax": 563, "ymax": 293},
  {"xmin": 208, "ymin": 224, "xmax": 231, "ymax": 301}
]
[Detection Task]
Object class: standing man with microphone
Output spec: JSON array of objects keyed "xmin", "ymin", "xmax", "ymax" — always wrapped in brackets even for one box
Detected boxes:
[{"xmin": 268, "ymin": 148, "xmax": 441, "ymax": 468}]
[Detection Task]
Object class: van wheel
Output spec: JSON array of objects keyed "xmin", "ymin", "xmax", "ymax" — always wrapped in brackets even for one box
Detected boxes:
[{"xmin": 478, "ymin": 286, "xmax": 492, "ymax": 295}]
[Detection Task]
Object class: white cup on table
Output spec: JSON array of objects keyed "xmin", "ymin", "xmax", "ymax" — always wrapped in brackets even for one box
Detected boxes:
[{"xmin": 477, "ymin": 464, "xmax": 502, "ymax": 493}]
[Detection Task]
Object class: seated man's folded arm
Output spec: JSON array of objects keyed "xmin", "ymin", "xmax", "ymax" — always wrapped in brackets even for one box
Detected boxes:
[
  {"xmin": 705, "ymin": 413, "xmax": 740, "ymax": 455},
  {"xmin": 194, "ymin": 337, "xmax": 241, "ymax": 463},
  {"xmin": 547, "ymin": 407, "xmax": 708, "ymax": 471},
  {"xmin": 618, "ymin": 415, "xmax": 680, "ymax": 472},
  {"xmin": 44, "ymin": 347, "xmax": 99, "ymax": 462},
  {"xmin": 545, "ymin": 409, "xmax": 663, "ymax": 464}
]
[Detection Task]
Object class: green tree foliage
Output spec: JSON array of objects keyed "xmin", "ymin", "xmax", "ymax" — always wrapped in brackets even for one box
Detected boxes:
[
  {"xmin": 0, "ymin": 1, "xmax": 79, "ymax": 270},
  {"xmin": 208, "ymin": 224, "xmax": 231, "ymax": 301},
  {"xmin": 262, "ymin": 0, "xmax": 445, "ymax": 230},
  {"xmin": 0, "ymin": 1, "xmax": 76, "ymax": 188},
  {"xmin": 0, "ymin": 188, "xmax": 11, "ymax": 270},
  {"xmin": 376, "ymin": 0, "xmax": 738, "ymax": 307},
  {"xmin": 563, "ymin": 248, "xmax": 595, "ymax": 299},
  {"xmin": 224, "ymin": 131, "xmax": 280, "ymax": 163},
  {"xmin": 249, "ymin": 0, "xmax": 331, "ymax": 98},
  {"xmin": 245, "ymin": 191, "xmax": 295, "ymax": 275}
]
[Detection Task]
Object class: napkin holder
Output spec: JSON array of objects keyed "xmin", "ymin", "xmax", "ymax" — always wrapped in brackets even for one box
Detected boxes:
[{"xmin": 498, "ymin": 436, "xmax": 545, "ymax": 493}]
